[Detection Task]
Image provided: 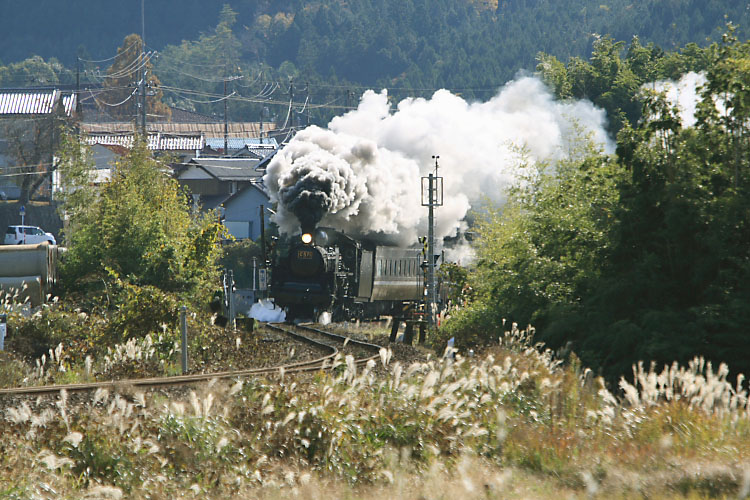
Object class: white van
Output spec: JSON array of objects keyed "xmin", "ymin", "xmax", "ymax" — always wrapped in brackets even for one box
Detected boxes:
[{"xmin": 4, "ymin": 225, "xmax": 56, "ymax": 245}]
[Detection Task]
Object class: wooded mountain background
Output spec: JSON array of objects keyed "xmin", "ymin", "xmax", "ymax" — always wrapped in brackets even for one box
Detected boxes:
[{"xmin": 1, "ymin": 0, "xmax": 747, "ymax": 118}]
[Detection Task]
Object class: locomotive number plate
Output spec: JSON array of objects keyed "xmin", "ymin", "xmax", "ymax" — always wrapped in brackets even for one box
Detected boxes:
[{"xmin": 297, "ymin": 249, "xmax": 314, "ymax": 259}]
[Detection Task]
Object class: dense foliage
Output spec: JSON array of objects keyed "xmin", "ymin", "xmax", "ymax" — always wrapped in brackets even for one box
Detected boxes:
[
  {"xmin": 57, "ymin": 137, "xmax": 224, "ymax": 304},
  {"xmin": 441, "ymin": 28, "xmax": 750, "ymax": 384}
]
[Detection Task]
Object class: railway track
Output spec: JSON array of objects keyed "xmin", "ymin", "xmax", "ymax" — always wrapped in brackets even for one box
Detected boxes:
[{"xmin": 0, "ymin": 323, "xmax": 386, "ymax": 397}]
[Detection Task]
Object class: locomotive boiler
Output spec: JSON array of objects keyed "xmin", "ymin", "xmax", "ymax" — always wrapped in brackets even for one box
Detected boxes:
[{"xmin": 270, "ymin": 227, "xmax": 424, "ymax": 322}]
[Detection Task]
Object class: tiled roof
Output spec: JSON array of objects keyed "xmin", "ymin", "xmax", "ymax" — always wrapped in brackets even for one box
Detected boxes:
[
  {"xmin": 0, "ymin": 90, "xmax": 76, "ymax": 116},
  {"xmin": 82, "ymin": 121, "xmax": 275, "ymax": 136}
]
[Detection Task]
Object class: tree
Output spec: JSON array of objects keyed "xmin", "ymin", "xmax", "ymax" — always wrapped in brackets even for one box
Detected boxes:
[
  {"xmin": 0, "ymin": 100, "xmax": 69, "ymax": 204},
  {"xmin": 438, "ymin": 138, "xmax": 620, "ymax": 351},
  {"xmin": 58, "ymin": 137, "xmax": 223, "ymax": 302},
  {"xmin": 0, "ymin": 55, "xmax": 73, "ymax": 87},
  {"xmin": 99, "ymin": 34, "xmax": 170, "ymax": 122}
]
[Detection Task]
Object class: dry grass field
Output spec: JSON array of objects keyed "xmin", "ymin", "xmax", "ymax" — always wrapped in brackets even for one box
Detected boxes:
[{"xmin": 2, "ymin": 324, "xmax": 750, "ymax": 499}]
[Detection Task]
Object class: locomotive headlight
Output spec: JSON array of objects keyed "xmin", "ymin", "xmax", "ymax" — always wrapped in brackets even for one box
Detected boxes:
[{"xmin": 301, "ymin": 233, "xmax": 313, "ymax": 244}]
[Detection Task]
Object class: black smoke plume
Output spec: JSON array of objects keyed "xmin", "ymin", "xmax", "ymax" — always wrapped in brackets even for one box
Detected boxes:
[{"xmin": 278, "ymin": 166, "xmax": 333, "ymax": 233}]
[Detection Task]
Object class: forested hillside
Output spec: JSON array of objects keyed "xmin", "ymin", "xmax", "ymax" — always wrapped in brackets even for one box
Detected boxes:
[{"xmin": 1, "ymin": 0, "xmax": 747, "ymax": 106}]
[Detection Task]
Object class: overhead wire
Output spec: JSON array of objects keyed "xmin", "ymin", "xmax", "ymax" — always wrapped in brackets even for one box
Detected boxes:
[
  {"xmin": 101, "ymin": 51, "xmax": 154, "ymax": 80},
  {"xmin": 91, "ymin": 86, "xmax": 138, "ymax": 108},
  {"xmin": 157, "ymin": 60, "xmax": 246, "ymax": 83},
  {"xmin": 295, "ymin": 95, "xmax": 309, "ymax": 114},
  {"xmin": 162, "ymin": 87, "xmax": 237, "ymax": 104},
  {"xmin": 76, "ymin": 39, "xmax": 141, "ymax": 64},
  {"xmin": 146, "ymin": 46, "xmax": 228, "ymax": 70}
]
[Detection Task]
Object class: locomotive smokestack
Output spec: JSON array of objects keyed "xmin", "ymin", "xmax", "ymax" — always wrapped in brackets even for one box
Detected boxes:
[{"xmin": 277, "ymin": 163, "xmax": 334, "ymax": 234}]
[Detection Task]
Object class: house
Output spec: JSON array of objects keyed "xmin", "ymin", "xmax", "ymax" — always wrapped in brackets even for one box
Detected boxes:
[
  {"xmin": 222, "ymin": 183, "xmax": 271, "ymax": 240},
  {"xmin": 175, "ymin": 157, "xmax": 271, "ymax": 241},
  {"xmin": 203, "ymin": 137, "xmax": 278, "ymax": 159},
  {"xmin": 0, "ymin": 88, "xmax": 78, "ymax": 199}
]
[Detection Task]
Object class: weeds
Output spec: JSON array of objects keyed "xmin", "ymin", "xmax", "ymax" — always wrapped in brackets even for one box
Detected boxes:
[{"xmin": 3, "ymin": 323, "xmax": 750, "ymax": 498}]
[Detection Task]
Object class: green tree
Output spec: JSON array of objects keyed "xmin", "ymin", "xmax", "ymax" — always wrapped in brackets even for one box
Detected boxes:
[
  {"xmin": 438, "ymin": 138, "xmax": 620, "ymax": 350},
  {"xmin": 0, "ymin": 55, "xmax": 73, "ymax": 86},
  {"xmin": 58, "ymin": 138, "xmax": 223, "ymax": 303}
]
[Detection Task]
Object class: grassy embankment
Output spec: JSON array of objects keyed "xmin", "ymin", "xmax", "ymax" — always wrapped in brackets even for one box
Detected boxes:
[{"xmin": 1, "ymin": 322, "xmax": 750, "ymax": 499}]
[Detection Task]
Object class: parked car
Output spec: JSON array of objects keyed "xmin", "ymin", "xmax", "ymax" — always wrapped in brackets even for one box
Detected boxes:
[{"xmin": 4, "ymin": 225, "xmax": 56, "ymax": 245}]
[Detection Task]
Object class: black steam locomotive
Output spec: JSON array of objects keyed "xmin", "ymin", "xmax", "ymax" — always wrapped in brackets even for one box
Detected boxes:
[{"xmin": 270, "ymin": 227, "xmax": 425, "ymax": 322}]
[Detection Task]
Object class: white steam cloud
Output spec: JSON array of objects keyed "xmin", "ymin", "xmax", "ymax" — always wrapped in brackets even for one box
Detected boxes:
[
  {"xmin": 264, "ymin": 76, "xmax": 612, "ymax": 254},
  {"xmin": 647, "ymin": 71, "xmax": 707, "ymax": 127}
]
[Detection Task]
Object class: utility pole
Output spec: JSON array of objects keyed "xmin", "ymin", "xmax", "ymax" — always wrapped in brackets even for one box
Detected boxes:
[
  {"xmin": 224, "ymin": 78, "xmax": 229, "ymax": 154},
  {"xmin": 221, "ymin": 75, "xmax": 241, "ymax": 154},
  {"xmin": 140, "ymin": 69, "xmax": 147, "ymax": 136},
  {"xmin": 422, "ymin": 156, "xmax": 443, "ymax": 327},
  {"xmin": 288, "ymin": 78, "xmax": 294, "ymax": 133},
  {"xmin": 139, "ymin": 0, "xmax": 147, "ymax": 137},
  {"xmin": 259, "ymin": 106, "xmax": 264, "ymax": 144},
  {"xmin": 305, "ymin": 81, "xmax": 310, "ymax": 127}
]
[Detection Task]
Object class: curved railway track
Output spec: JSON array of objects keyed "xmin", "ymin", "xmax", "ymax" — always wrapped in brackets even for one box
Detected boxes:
[{"xmin": 0, "ymin": 323, "xmax": 385, "ymax": 397}]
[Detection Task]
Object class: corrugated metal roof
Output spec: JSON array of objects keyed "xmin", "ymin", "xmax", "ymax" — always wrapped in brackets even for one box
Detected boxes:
[
  {"xmin": 85, "ymin": 133, "xmax": 204, "ymax": 151},
  {"xmin": 192, "ymin": 158, "xmax": 261, "ymax": 169},
  {"xmin": 0, "ymin": 90, "xmax": 76, "ymax": 116},
  {"xmin": 200, "ymin": 164, "xmax": 262, "ymax": 181},
  {"xmin": 205, "ymin": 137, "xmax": 278, "ymax": 149}
]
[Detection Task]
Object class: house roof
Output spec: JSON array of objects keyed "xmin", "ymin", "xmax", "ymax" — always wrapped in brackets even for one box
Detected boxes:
[
  {"xmin": 0, "ymin": 90, "xmax": 76, "ymax": 116},
  {"xmin": 204, "ymin": 137, "xmax": 278, "ymax": 150},
  {"xmin": 86, "ymin": 133, "xmax": 204, "ymax": 151},
  {"xmin": 81, "ymin": 121, "xmax": 275, "ymax": 137},
  {"xmin": 192, "ymin": 157, "xmax": 261, "ymax": 169},
  {"xmin": 222, "ymin": 182, "xmax": 270, "ymax": 208},
  {"xmin": 178, "ymin": 158, "xmax": 264, "ymax": 182},
  {"xmin": 200, "ymin": 164, "xmax": 262, "ymax": 182}
]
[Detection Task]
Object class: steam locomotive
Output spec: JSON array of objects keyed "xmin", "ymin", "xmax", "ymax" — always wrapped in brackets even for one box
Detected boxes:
[{"xmin": 270, "ymin": 226, "xmax": 425, "ymax": 322}]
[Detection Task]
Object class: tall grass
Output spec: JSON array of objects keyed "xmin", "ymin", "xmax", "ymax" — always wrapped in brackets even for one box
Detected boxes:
[{"xmin": 2, "ymin": 323, "xmax": 750, "ymax": 498}]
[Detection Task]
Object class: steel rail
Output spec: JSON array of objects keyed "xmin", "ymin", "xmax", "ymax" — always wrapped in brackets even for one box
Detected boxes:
[
  {"xmin": 0, "ymin": 323, "xmax": 381, "ymax": 397},
  {"xmin": 294, "ymin": 323, "xmax": 383, "ymax": 367}
]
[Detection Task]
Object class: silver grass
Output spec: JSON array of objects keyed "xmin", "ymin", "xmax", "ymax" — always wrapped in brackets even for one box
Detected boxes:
[
  {"xmin": 229, "ymin": 380, "xmax": 243, "ymax": 396},
  {"xmin": 83, "ymin": 485, "xmax": 123, "ymax": 499},
  {"xmin": 6, "ymin": 402, "xmax": 32, "ymax": 424},
  {"xmin": 63, "ymin": 431, "xmax": 83, "ymax": 448},
  {"xmin": 39, "ymin": 451, "xmax": 74, "ymax": 470}
]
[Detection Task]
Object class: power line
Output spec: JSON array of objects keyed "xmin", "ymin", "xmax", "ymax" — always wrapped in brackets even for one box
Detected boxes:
[{"xmin": 77, "ymin": 39, "xmax": 141, "ymax": 64}]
